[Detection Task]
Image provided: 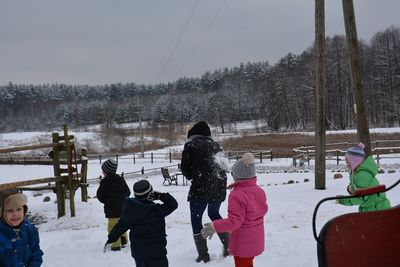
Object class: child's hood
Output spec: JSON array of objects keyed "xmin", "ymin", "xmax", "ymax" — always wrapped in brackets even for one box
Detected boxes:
[{"xmin": 356, "ymin": 156, "xmax": 378, "ymax": 176}]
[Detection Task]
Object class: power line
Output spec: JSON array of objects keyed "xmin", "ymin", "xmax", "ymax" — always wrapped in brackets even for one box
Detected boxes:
[
  {"xmin": 155, "ymin": 0, "xmax": 200, "ymax": 83},
  {"xmin": 175, "ymin": 0, "xmax": 227, "ymax": 78}
]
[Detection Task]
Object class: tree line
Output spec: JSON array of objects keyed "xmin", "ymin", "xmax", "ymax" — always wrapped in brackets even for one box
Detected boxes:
[{"xmin": 0, "ymin": 26, "xmax": 399, "ymax": 132}]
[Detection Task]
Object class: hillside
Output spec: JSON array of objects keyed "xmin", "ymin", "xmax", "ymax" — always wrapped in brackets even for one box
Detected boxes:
[{"xmin": 1, "ymin": 26, "xmax": 399, "ymax": 132}]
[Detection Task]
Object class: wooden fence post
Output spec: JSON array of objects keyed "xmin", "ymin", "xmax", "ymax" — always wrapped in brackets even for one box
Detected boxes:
[
  {"xmin": 52, "ymin": 132, "xmax": 65, "ymax": 218},
  {"xmin": 63, "ymin": 125, "xmax": 76, "ymax": 217},
  {"xmin": 376, "ymin": 149, "xmax": 380, "ymax": 166},
  {"xmin": 80, "ymin": 148, "xmax": 88, "ymax": 202},
  {"xmin": 336, "ymin": 150, "xmax": 340, "ymax": 165}
]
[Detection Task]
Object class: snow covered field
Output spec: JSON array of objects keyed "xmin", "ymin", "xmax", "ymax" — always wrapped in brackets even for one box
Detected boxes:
[
  {"xmin": 1, "ymin": 154, "xmax": 399, "ymax": 266},
  {"xmin": 1, "ymin": 127, "xmax": 400, "ymax": 266}
]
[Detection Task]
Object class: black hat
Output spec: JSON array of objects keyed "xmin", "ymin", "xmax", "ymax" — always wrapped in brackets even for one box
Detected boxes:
[
  {"xmin": 101, "ymin": 159, "xmax": 118, "ymax": 175},
  {"xmin": 133, "ymin": 180, "xmax": 153, "ymax": 200},
  {"xmin": 187, "ymin": 121, "xmax": 211, "ymax": 138}
]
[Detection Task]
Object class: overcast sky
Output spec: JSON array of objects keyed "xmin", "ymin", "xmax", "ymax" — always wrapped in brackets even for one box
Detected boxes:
[{"xmin": 1, "ymin": 0, "xmax": 399, "ymax": 86}]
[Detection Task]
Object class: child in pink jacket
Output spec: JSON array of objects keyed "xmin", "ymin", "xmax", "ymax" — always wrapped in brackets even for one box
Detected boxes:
[{"xmin": 201, "ymin": 153, "xmax": 268, "ymax": 267}]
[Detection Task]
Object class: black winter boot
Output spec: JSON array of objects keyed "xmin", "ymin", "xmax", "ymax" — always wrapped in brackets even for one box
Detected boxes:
[
  {"xmin": 217, "ymin": 232, "xmax": 230, "ymax": 257},
  {"xmin": 193, "ymin": 234, "xmax": 210, "ymax": 263},
  {"xmin": 121, "ymin": 236, "xmax": 127, "ymax": 248}
]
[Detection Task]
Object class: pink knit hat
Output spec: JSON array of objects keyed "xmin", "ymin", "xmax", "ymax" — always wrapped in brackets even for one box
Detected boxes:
[{"xmin": 345, "ymin": 143, "xmax": 365, "ymax": 171}]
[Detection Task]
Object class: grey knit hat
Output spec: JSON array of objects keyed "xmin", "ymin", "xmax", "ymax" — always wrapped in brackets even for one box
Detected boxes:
[
  {"xmin": 231, "ymin": 153, "xmax": 256, "ymax": 180},
  {"xmin": 101, "ymin": 159, "xmax": 118, "ymax": 175}
]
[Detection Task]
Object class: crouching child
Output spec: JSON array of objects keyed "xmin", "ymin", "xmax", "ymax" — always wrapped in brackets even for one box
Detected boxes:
[
  {"xmin": 0, "ymin": 189, "xmax": 44, "ymax": 267},
  {"xmin": 105, "ymin": 180, "xmax": 178, "ymax": 267},
  {"xmin": 337, "ymin": 143, "xmax": 391, "ymax": 212}
]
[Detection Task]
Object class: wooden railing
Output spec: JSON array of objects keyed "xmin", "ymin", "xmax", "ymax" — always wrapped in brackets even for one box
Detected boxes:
[
  {"xmin": 86, "ymin": 152, "xmax": 182, "ymax": 164},
  {"xmin": 85, "ymin": 149, "xmax": 273, "ymax": 164},
  {"xmin": 293, "ymin": 140, "xmax": 400, "ymax": 167},
  {"xmin": 226, "ymin": 150, "xmax": 273, "ymax": 163}
]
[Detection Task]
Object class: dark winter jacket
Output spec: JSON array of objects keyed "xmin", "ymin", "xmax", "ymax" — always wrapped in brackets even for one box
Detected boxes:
[
  {"xmin": 96, "ymin": 173, "xmax": 131, "ymax": 218},
  {"xmin": 0, "ymin": 219, "xmax": 43, "ymax": 267},
  {"xmin": 108, "ymin": 193, "xmax": 178, "ymax": 261},
  {"xmin": 181, "ymin": 135, "xmax": 228, "ymax": 202}
]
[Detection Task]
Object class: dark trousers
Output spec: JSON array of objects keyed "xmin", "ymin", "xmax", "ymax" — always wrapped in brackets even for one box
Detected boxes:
[
  {"xmin": 134, "ymin": 256, "xmax": 168, "ymax": 267},
  {"xmin": 190, "ymin": 200, "xmax": 222, "ymax": 234}
]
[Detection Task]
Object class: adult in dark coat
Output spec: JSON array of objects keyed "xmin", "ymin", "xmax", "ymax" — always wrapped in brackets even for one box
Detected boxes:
[
  {"xmin": 180, "ymin": 121, "xmax": 229, "ymax": 263},
  {"xmin": 97, "ymin": 159, "xmax": 131, "ymax": 251},
  {"xmin": 107, "ymin": 180, "xmax": 178, "ymax": 267}
]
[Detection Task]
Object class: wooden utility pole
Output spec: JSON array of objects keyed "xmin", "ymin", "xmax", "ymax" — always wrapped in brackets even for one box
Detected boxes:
[
  {"xmin": 136, "ymin": 93, "xmax": 145, "ymax": 158},
  {"xmin": 315, "ymin": 0, "xmax": 326, "ymax": 190},
  {"xmin": 342, "ymin": 0, "xmax": 371, "ymax": 155}
]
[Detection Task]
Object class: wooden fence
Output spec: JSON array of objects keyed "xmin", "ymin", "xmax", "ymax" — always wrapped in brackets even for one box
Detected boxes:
[
  {"xmin": 226, "ymin": 150, "xmax": 273, "ymax": 163},
  {"xmin": 0, "ymin": 126, "xmax": 88, "ymax": 218},
  {"xmin": 293, "ymin": 140, "xmax": 400, "ymax": 167},
  {"xmin": 85, "ymin": 149, "xmax": 273, "ymax": 164}
]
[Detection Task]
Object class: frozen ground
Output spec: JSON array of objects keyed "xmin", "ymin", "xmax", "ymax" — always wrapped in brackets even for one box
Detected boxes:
[
  {"xmin": 1, "ymin": 127, "xmax": 400, "ymax": 266},
  {"xmin": 1, "ymin": 154, "xmax": 399, "ymax": 267}
]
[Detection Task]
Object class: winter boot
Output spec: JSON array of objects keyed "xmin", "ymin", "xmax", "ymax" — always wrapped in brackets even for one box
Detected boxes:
[
  {"xmin": 218, "ymin": 232, "xmax": 230, "ymax": 257},
  {"xmin": 111, "ymin": 246, "xmax": 121, "ymax": 251},
  {"xmin": 121, "ymin": 236, "xmax": 128, "ymax": 248},
  {"xmin": 193, "ymin": 233, "xmax": 210, "ymax": 263}
]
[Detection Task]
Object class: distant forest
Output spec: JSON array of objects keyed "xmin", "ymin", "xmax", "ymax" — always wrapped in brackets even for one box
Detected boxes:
[{"xmin": 1, "ymin": 26, "xmax": 399, "ymax": 132}]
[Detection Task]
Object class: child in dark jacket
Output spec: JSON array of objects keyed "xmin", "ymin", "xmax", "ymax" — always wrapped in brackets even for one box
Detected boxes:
[
  {"xmin": 106, "ymin": 180, "xmax": 178, "ymax": 267},
  {"xmin": 0, "ymin": 189, "xmax": 43, "ymax": 267},
  {"xmin": 96, "ymin": 159, "xmax": 131, "ymax": 251}
]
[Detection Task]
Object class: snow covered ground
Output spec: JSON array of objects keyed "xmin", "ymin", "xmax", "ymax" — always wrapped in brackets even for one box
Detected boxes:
[
  {"xmin": 1, "ymin": 127, "xmax": 400, "ymax": 266},
  {"xmin": 1, "ymin": 153, "xmax": 399, "ymax": 266}
]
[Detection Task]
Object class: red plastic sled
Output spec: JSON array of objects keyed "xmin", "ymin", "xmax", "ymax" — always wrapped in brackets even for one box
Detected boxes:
[{"xmin": 313, "ymin": 183, "xmax": 400, "ymax": 267}]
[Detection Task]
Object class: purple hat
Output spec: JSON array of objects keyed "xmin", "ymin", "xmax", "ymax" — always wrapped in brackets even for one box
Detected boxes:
[{"xmin": 345, "ymin": 143, "xmax": 365, "ymax": 170}]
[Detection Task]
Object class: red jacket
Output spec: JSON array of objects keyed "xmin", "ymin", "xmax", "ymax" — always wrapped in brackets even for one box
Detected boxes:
[{"xmin": 213, "ymin": 178, "xmax": 268, "ymax": 257}]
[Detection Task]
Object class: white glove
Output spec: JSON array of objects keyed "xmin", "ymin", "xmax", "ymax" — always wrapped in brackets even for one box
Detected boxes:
[{"xmin": 201, "ymin": 223, "xmax": 215, "ymax": 240}]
